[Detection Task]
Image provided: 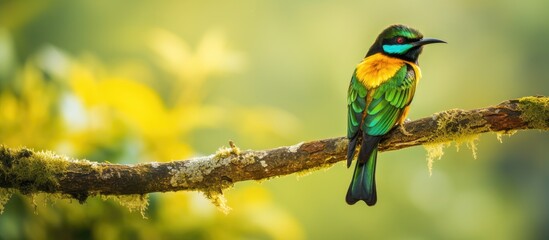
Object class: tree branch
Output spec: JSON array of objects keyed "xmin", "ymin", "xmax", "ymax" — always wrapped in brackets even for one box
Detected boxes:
[{"xmin": 0, "ymin": 96, "xmax": 547, "ymax": 203}]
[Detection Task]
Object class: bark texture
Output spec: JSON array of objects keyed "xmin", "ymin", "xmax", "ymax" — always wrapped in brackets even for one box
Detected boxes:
[{"xmin": 0, "ymin": 96, "xmax": 547, "ymax": 202}]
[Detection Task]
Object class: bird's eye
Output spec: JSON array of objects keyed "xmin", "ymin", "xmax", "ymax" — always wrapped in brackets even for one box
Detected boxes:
[{"xmin": 396, "ymin": 37, "xmax": 405, "ymax": 44}]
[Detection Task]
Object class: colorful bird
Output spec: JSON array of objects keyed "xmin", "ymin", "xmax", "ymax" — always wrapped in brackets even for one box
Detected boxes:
[{"xmin": 346, "ymin": 25, "xmax": 445, "ymax": 205}]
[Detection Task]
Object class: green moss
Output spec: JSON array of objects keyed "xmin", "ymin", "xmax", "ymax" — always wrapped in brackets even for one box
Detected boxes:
[
  {"xmin": 422, "ymin": 109, "xmax": 488, "ymax": 174},
  {"xmin": 0, "ymin": 146, "xmax": 70, "ymax": 194},
  {"xmin": 496, "ymin": 130, "xmax": 517, "ymax": 143},
  {"xmin": 0, "ymin": 188, "xmax": 14, "ymax": 214},
  {"xmin": 171, "ymin": 158, "xmax": 234, "ymax": 213},
  {"xmin": 169, "ymin": 143, "xmax": 243, "ymax": 213},
  {"xmin": 421, "ymin": 96, "xmax": 548, "ymax": 174},
  {"xmin": 430, "ymin": 109, "xmax": 489, "ymax": 141},
  {"xmin": 102, "ymin": 194, "xmax": 149, "ymax": 218},
  {"xmin": 0, "ymin": 146, "xmax": 153, "ymax": 216},
  {"xmin": 171, "ymin": 143, "xmax": 243, "ymax": 189},
  {"xmin": 0, "ymin": 145, "xmax": 83, "ymax": 214},
  {"xmin": 202, "ymin": 189, "xmax": 231, "ymax": 214},
  {"xmin": 424, "ymin": 142, "xmax": 450, "ymax": 176},
  {"xmin": 2, "ymin": 191, "xmax": 149, "ymax": 218},
  {"xmin": 213, "ymin": 142, "xmax": 241, "ymax": 160},
  {"xmin": 214, "ymin": 146, "xmax": 234, "ymax": 159},
  {"xmin": 518, "ymin": 96, "xmax": 549, "ymax": 130}
]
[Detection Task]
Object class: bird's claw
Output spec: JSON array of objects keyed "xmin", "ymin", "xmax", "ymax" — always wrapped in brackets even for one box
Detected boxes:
[{"xmin": 399, "ymin": 123, "xmax": 413, "ymax": 136}]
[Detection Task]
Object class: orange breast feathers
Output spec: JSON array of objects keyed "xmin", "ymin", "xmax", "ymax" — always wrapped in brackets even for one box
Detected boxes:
[{"xmin": 355, "ymin": 53, "xmax": 421, "ymax": 89}]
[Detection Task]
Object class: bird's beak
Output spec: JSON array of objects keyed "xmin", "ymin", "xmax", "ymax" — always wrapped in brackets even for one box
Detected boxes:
[{"xmin": 412, "ymin": 38, "xmax": 446, "ymax": 47}]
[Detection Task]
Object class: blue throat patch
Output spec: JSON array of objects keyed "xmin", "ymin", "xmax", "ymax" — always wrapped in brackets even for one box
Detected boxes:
[{"xmin": 382, "ymin": 44, "xmax": 413, "ymax": 54}]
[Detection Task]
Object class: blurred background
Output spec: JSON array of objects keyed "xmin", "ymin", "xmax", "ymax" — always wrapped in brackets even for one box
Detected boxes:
[{"xmin": 0, "ymin": 0, "xmax": 548, "ymax": 239}]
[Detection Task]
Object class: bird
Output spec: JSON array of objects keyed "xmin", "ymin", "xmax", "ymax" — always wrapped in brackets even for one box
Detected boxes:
[{"xmin": 346, "ymin": 24, "xmax": 445, "ymax": 206}]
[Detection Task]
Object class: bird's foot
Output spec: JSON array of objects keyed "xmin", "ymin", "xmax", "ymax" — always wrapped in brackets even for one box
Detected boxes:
[{"xmin": 399, "ymin": 122, "xmax": 413, "ymax": 136}]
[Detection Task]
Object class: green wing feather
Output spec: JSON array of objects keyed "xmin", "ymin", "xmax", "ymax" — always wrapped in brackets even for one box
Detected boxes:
[
  {"xmin": 363, "ymin": 64, "xmax": 417, "ymax": 136},
  {"xmin": 347, "ymin": 70, "xmax": 368, "ymax": 139},
  {"xmin": 346, "ymin": 64, "xmax": 417, "ymax": 152}
]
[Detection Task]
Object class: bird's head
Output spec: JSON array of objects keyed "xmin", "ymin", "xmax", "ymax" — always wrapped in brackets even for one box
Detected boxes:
[{"xmin": 366, "ymin": 24, "xmax": 446, "ymax": 62}]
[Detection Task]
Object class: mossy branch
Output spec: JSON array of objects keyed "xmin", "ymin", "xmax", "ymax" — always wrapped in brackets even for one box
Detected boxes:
[{"xmin": 0, "ymin": 96, "xmax": 548, "ymax": 207}]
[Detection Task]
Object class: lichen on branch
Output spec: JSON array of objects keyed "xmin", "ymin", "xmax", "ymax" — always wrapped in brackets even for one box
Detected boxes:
[{"xmin": 0, "ymin": 96, "xmax": 547, "ymax": 214}]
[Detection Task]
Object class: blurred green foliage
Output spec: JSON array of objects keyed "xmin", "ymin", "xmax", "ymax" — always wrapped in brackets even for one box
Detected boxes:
[{"xmin": 0, "ymin": 0, "xmax": 548, "ymax": 239}]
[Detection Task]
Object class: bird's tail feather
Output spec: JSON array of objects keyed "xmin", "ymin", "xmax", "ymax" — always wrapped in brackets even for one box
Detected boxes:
[{"xmin": 346, "ymin": 135, "xmax": 380, "ymax": 206}]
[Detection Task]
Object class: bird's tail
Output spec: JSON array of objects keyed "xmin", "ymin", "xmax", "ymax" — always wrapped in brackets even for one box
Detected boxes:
[{"xmin": 346, "ymin": 135, "xmax": 380, "ymax": 206}]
